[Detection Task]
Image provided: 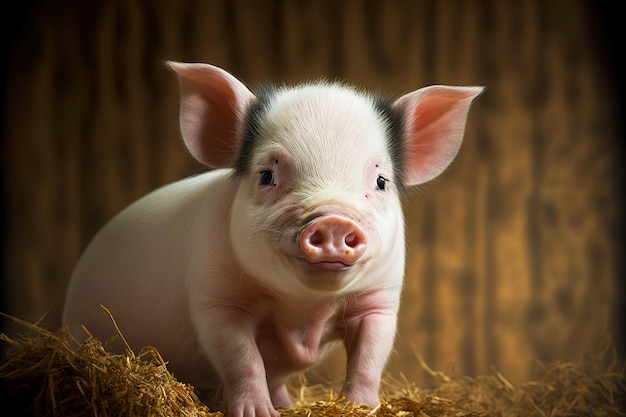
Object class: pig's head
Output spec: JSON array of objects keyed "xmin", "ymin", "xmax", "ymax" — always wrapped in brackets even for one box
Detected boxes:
[{"xmin": 168, "ymin": 62, "xmax": 482, "ymax": 297}]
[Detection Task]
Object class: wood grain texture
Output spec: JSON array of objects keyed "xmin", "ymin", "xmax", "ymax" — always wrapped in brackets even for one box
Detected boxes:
[{"xmin": 1, "ymin": 0, "xmax": 623, "ymax": 386}]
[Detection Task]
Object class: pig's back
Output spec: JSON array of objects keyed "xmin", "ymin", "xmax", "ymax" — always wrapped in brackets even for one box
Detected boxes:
[{"xmin": 62, "ymin": 169, "xmax": 232, "ymax": 349}]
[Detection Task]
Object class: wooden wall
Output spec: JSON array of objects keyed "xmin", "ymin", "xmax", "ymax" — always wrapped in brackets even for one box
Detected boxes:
[{"xmin": 1, "ymin": 0, "xmax": 624, "ymax": 387}]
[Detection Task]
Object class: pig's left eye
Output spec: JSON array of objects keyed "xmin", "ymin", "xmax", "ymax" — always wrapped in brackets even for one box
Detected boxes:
[
  {"xmin": 259, "ymin": 170, "xmax": 275, "ymax": 186},
  {"xmin": 376, "ymin": 176, "xmax": 388, "ymax": 191}
]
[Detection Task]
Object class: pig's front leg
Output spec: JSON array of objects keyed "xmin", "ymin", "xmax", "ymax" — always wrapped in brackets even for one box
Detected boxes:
[
  {"xmin": 341, "ymin": 299, "xmax": 399, "ymax": 406},
  {"xmin": 195, "ymin": 308, "xmax": 279, "ymax": 417}
]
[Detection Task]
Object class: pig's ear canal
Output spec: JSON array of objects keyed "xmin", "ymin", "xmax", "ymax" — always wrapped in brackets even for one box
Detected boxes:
[
  {"xmin": 393, "ymin": 85, "xmax": 484, "ymax": 186},
  {"xmin": 167, "ymin": 61, "xmax": 256, "ymax": 168}
]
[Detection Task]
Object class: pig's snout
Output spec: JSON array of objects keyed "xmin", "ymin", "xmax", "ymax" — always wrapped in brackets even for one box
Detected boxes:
[{"xmin": 299, "ymin": 215, "xmax": 367, "ymax": 270}]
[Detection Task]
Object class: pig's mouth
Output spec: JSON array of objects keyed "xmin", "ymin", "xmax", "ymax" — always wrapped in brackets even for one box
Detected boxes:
[
  {"xmin": 295, "ymin": 257, "xmax": 354, "ymax": 271},
  {"xmin": 292, "ymin": 256, "xmax": 360, "ymax": 292}
]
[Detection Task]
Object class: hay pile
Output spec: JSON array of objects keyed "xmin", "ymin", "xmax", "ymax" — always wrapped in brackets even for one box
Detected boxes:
[
  {"xmin": 0, "ymin": 311, "xmax": 213, "ymax": 417},
  {"xmin": 1, "ymin": 312, "xmax": 625, "ymax": 417}
]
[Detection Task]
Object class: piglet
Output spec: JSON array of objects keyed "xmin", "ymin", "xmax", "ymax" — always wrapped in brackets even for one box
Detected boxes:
[{"xmin": 62, "ymin": 62, "xmax": 482, "ymax": 417}]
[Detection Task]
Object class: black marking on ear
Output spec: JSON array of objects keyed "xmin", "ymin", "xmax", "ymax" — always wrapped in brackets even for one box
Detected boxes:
[
  {"xmin": 234, "ymin": 86, "xmax": 275, "ymax": 176},
  {"xmin": 374, "ymin": 96, "xmax": 406, "ymax": 190}
]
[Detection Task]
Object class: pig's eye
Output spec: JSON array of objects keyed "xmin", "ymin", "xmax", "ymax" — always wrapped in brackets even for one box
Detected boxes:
[
  {"xmin": 376, "ymin": 176, "xmax": 388, "ymax": 191},
  {"xmin": 259, "ymin": 170, "xmax": 275, "ymax": 186}
]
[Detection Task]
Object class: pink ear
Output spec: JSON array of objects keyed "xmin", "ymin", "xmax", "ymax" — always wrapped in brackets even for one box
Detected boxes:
[
  {"xmin": 393, "ymin": 85, "xmax": 483, "ymax": 185},
  {"xmin": 167, "ymin": 62, "xmax": 256, "ymax": 168}
]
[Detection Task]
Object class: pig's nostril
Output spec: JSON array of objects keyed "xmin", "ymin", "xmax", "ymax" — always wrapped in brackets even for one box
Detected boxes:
[
  {"xmin": 345, "ymin": 233, "xmax": 357, "ymax": 248},
  {"xmin": 309, "ymin": 230, "xmax": 324, "ymax": 245}
]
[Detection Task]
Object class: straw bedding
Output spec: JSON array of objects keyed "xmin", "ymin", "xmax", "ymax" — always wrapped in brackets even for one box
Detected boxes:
[{"xmin": 1, "ymin": 312, "xmax": 624, "ymax": 417}]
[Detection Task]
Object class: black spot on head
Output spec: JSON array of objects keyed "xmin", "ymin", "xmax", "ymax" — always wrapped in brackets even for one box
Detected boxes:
[
  {"xmin": 374, "ymin": 96, "xmax": 406, "ymax": 190},
  {"xmin": 234, "ymin": 86, "xmax": 275, "ymax": 176}
]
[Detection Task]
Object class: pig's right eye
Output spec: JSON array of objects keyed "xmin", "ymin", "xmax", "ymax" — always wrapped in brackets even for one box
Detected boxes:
[{"xmin": 259, "ymin": 170, "xmax": 275, "ymax": 186}]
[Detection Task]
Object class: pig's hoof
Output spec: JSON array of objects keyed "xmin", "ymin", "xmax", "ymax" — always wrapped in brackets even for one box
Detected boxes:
[
  {"xmin": 270, "ymin": 384, "xmax": 292, "ymax": 408},
  {"xmin": 228, "ymin": 400, "xmax": 280, "ymax": 417},
  {"xmin": 344, "ymin": 386, "xmax": 380, "ymax": 407}
]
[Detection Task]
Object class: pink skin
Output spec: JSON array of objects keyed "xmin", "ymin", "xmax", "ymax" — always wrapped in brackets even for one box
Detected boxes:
[
  {"xmin": 195, "ymin": 281, "xmax": 399, "ymax": 417},
  {"xmin": 298, "ymin": 215, "xmax": 368, "ymax": 270},
  {"xmin": 62, "ymin": 62, "xmax": 483, "ymax": 417}
]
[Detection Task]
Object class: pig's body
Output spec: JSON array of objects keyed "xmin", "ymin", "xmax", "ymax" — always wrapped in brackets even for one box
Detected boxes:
[
  {"xmin": 65, "ymin": 170, "xmax": 239, "ymax": 382},
  {"xmin": 64, "ymin": 168, "xmax": 403, "ymax": 400},
  {"xmin": 63, "ymin": 62, "xmax": 482, "ymax": 417}
]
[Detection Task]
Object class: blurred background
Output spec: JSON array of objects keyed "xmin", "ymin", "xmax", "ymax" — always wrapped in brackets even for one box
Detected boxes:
[{"xmin": 1, "ymin": 0, "xmax": 624, "ymax": 389}]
